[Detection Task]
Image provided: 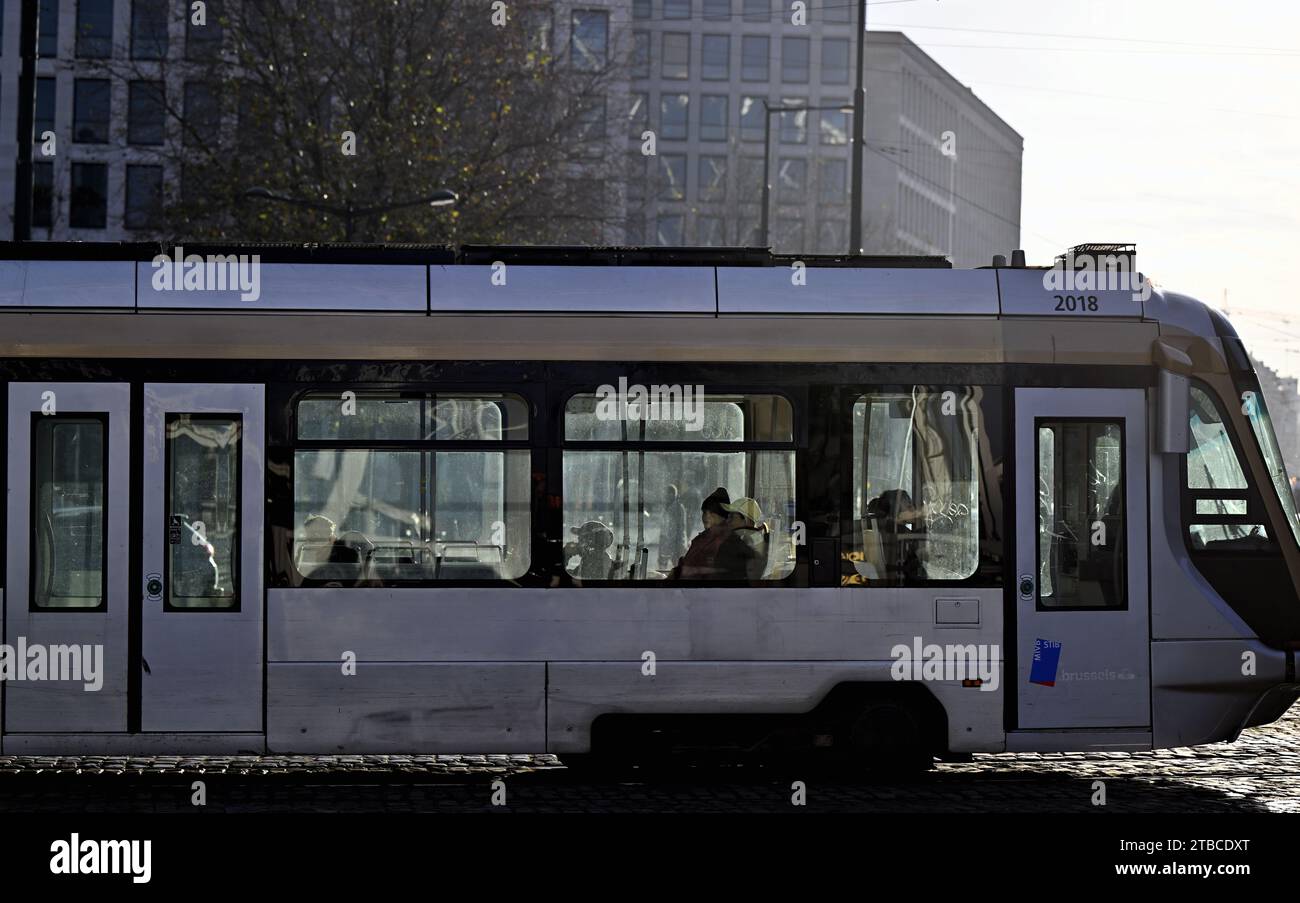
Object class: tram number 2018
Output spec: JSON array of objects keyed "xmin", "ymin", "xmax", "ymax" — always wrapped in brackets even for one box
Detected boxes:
[{"xmin": 1054, "ymin": 294, "xmax": 1100, "ymax": 312}]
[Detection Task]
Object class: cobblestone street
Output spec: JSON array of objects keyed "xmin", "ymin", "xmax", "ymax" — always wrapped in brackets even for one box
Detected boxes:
[{"xmin": 2, "ymin": 708, "xmax": 1299, "ymax": 814}]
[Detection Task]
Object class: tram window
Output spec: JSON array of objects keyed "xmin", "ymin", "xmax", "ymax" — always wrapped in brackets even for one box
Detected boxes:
[
  {"xmin": 846, "ymin": 388, "xmax": 982, "ymax": 585},
  {"xmin": 167, "ymin": 415, "xmax": 240, "ymax": 610},
  {"xmin": 1036, "ymin": 420, "xmax": 1125, "ymax": 610},
  {"xmin": 562, "ymin": 450, "xmax": 796, "ymax": 580},
  {"xmin": 564, "ymin": 392, "xmax": 792, "ymax": 442},
  {"xmin": 293, "ymin": 389, "xmax": 531, "ymax": 584},
  {"xmin": 1186, "ymin": 384, "xmax": 1274, "ymax": 551},
  {"xmin": 32, "ymin": 416, "xmax": 107, "ymax": 610},
  {"xmin": 298, "ymin": 393, "xmax": 528, "ymax": 441}
]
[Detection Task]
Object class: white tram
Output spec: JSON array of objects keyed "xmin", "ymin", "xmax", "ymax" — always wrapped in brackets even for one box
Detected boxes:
[{"xmin": 0, "ymin": 242, "xmax": 1297, "ymax": 768}]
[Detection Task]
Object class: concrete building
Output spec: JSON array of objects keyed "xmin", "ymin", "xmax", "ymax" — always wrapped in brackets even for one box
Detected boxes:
[
  {"xmin": 1, "ymin": 1, "xmax": 1020, "ymax": 265},
  {"xmin": 626, "ymin": 7, "xmax": 1023, "ymax": 265},
  {"xmin": 0, "ymin": 0, "xmax": 635, "ymax": 243}
]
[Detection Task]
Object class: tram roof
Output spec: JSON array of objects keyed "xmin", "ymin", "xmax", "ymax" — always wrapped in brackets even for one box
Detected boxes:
[{"xmin": 0, "ymin": 242, "xmax": 1173, "ymax": 322}]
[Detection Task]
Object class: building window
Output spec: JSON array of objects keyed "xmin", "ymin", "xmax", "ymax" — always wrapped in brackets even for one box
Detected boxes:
[
  {"xmin": 33, "ymin": 162, "xmax": 55, "ymax": 229},
  {"xmin": 818, "ymin": 218, "xmax": 846, "ymax": 251},
  {"xmin": 132, "ymin": 0, "xmax": 169, "ymax": 59},
  {"xmin": 128, "ymin": 80, "xmax": 166, "ymax": 145},
  {"xmin": 73, "ymin": 79, "xmax": 111, "ymax": 143},
  {"xmin": 743, "ymin": 0, "xmax": 769, "ymax": 22},
  {"xmin": 628, "ymin": 91, "xmax": 648, "ymax": 138},
  {"xmin": 35, "ymin": 78, "xmax": 57, "ymax": 140},
  {"xmin": 702, "ymin": 34, "xmax": 729, "ymax": 80},
  {"xmin": 573, "ymin": 98, "xmax": 606, "ymax": 153},
  {"xmin": 703, "ymin": 0, "xmax": 730, "ymax": 19},
  {"xmin": 186, "ymin": 0, "xmax": 223, "ymax": 59},
  {"xmin": 664, "ymin": 0, "xmax": 691, "ymax": 18},
  {"xmin": 739, "ymin": 95, "xmax": 765, "ymax": 142},
  {"xmin": 659, "ymin": 94, "xmax": 688, "ymax": 140},
  {"xmin": 778, "ymin": 99, "xmax": 806, "ymax": 144},
  {"xmin": 697, "ymin": 215, "xmax": 725, "ymax": 246},
  {"xmin": 776, "ymin": 157, "xmax": 806, "ymax": 201},
  {"xmin": 632, "ymin": 31, "xmax": 650, "ymax": 78},
  {"xmin": 774, "ymin": 217, "xmax": 804, "ymax": 252},
  {"xmin": 76, "ymin": 0, "xmax": 114, "ymax": 58},
  {"xmin": 563, "ymin": 392, "xmax": 796, "ymax": 580},
  {"xmin": 658, "ymin": 153, "xmax": 686, "ymax": 199},
  {"xmin": 741, "ymin": 35, "xmax": 769, "ymax": 81},
  {"xmin": 846, "ymin": 387, "xmax": 985, "ymax": 585},
  {"xmin": 293, "ymin": 393, "xmax": 531, "ymax": 583},
  {"xmin": 656, "ymin": 214, "xmax": 684, "ymax": 246},
  {"xmin": 633, "ymin": 0, "xmax": 652, "ymax": 18},
  {"xmin": 39, "ymin": 0, "xmax": 60, "ymax": 57},
  {"xmin": 571, "ymin": 10, "xmax": 608, "ymax": 71},
  {"xmin": 820, "ymin": 158, "xmax": 847, "ymax": 203},
  {"xmin": 820, "ymin": 106, "xmax": 849, "ymax": 144},
  {"xmin": 824, "ymin": 0, "xmax": 851, "ymax": 23},
  {"xmin": 698, "ymin": 155, "xmax": 726, "ymax": 200},
  {"xmin": 782, "ymin": 37, "xmax": 809, "ymax": 83},
  {"xmin": 522, "ymin": 7, "xmax": 553, "ymax": 61},
  {"xmin": 70, "ymin": 162, "xmax": 108, "ymax": 229},
  {"xmin": 662, "ymin": 33, "xmax": 689, "ymax": 79},
  {"xmin": 700, "ymin": 95, "xmax": 727, "ymax": 141},
  {"xmin": 184, "ymin": 82, "xmax": 221, "ymax": 146},
  {"xmin": 822, "ymin": 38, "xmax": 850, "ymax": 84},
  {"xmin": 125, "ymin": 164, "xmax": 164, "ymax": 228}
]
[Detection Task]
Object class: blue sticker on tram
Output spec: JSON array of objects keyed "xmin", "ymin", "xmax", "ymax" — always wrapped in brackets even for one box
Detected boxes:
[{"xmin": 1030, "ymin": 639, "xmax": 1062, "ymax": 686}]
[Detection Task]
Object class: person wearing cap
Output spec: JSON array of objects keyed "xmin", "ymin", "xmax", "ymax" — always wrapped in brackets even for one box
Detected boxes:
[
  {"xmin": 564, "ymin": 520, "xmax": 618, "ymax": 581},
  {"xmin": 716, "ymin": 497, "xmax": 769, "ymax": 580},
  {"xmin": 668, "ymin": 487, "xmax": 733, "ymax": 580}
]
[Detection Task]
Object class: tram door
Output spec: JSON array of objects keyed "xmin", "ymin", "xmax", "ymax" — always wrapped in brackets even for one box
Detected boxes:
[
  {"xmin": 1014, "ymin": 388, "xmax": 1150, "ymax": 729},
  {"xmin": 5, "ymin": 383, "xmax": 131, "ymax": 732},
  {"xmin": 140, "ymin": 384, "xmax": 264, "ymax": 731}
]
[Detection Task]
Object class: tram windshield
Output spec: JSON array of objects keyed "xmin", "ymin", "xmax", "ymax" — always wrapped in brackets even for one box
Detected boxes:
[{"xmin": 1242, "ymin": 384, "xmax": 1300, "ymax": 547}]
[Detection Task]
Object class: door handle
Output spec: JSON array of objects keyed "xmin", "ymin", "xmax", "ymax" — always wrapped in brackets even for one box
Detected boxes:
[{"xmin": 1018, "ymin": 573, "xmax": 1035, "ymax": 599}]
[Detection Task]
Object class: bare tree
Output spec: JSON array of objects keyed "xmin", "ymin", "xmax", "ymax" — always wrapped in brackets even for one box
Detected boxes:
[{"xmin": 93, "ymin": 0, "xmax": 628, "ymax": 243}]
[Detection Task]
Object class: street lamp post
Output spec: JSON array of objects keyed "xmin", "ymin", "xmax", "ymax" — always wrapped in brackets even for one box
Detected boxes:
[
  {"xmin": 849, "ymin": 0, "xmax": 868, "ymax": 254},
  {"xmin": 243, "ymin": 187, "xmax": 458, "ymax": 241},
  {"xmin": 760, "ymin": 102, "xmax": 855, "ymax": 250}
]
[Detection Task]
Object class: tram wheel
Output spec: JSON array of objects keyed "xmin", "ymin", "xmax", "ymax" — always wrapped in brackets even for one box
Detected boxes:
[{"xmin": 849, "ymin": 700, "xmax": 935, "ymax": 773}]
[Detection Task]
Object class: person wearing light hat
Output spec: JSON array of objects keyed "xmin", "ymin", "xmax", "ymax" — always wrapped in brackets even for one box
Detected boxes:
[
  {"xmin": 716, "ymin": 497, "xmax": 769, "ymax": 580},
  {"xmin": 668, "ymin": 487, "xmax": 734, "ymax": 580},
  {"xmin": 564, "ymin": 519, "xmax": 618, "ymax": 581}
]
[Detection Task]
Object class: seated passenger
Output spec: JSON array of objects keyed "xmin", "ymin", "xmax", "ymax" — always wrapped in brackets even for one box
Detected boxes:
[
  {"xmin": 668, "ymin": 487, "xmax": 733, "ymax": 580},
  {"xmin": 866, "ymin": 489, "xmax": 924, "ymax": 582},
  {"xmin": 564, "ymin": 520, "xmax": 618, "ymax": 581},
  {"xmin": 300, "ymin": 514, "xmax": 357, "ymax": 564},
  {"xmin": 716, "ymin": 497, "xmax": 769, "ymax": 580}
]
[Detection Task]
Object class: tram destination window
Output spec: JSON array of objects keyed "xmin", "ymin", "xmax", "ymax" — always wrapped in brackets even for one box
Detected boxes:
[
  {"xmin": 32, "ymin": 415, "xmax": 107, "ymax": 610},
  {"xmin": 293, "ymin": 392, "xmax": 530, "ymax": 583},
  {"xmin": 846, "ymin": 388, "xmax": 984, "ymax": 585},
  {"xmin": 1186, "ymin": 384, "xmax": 1271, "ymax": 550},
  {"xmin": 563, "ymin": 391, "xmax": 796, "ymax": 581},
  {"xmin": 167, "ymin": 414, "xmax": 240, "ymax": 610},
  {"xmin": 1036, "ymin": 420, "xmax": 1125, "ymax": 610}
]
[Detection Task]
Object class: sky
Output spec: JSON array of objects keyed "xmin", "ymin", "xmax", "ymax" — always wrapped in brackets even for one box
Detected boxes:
[{"xmin": 871, "ymin": 0, "xmax": 1300, "ymax": 374}]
